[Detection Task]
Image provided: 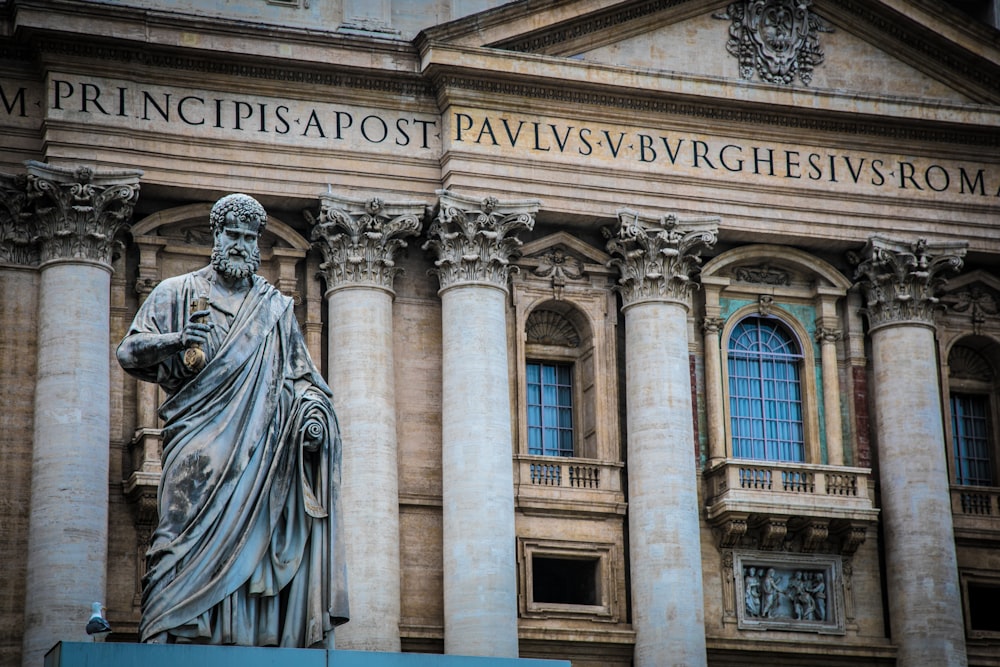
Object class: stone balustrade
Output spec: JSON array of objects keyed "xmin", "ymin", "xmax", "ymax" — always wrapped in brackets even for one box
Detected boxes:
[
  {"xmin": 515, "ymin": 455, "xmax": 625, "ymax": 517},
  {"xmin": 950, "ymin": 485, "xmax": 1000, "ymax": 543}
]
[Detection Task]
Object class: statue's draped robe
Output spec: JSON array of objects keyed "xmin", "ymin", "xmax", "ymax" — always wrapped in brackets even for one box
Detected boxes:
[{"xmin": 121, "ymin": 267, "xmax": 348, "ymax": 646}]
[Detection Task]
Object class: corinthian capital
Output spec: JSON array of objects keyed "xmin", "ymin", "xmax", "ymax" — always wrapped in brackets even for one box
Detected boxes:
[
  {"xmin": 26, "ymin": 161, "xmax": 142, "ymax": 267},
  {"xmin": 0, "ymin": 171, "xmax": 36, "ymax": 265},
  {"xmin": 422, "ymin": 190, "xmax": 539, "ymax": 291},
  {"xmin": 605, "ymin": 209, "xmax": 718, "ymax": 308},
  {"xmin": 848, "ymin": 235, "xmax": 967, "ymax": 330},
  {"xmin": 309, "ymin": 193, "xmax": 425, "ymax": 293}
]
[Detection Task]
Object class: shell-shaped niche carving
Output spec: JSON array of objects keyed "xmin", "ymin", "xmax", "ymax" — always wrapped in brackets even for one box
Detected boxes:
[
  {"xmin": 949, "ymin": 344, "xmax": 995, "ymax": 381},
  {"xmin": 527, "ymin": 309, "xmax": 580, "ymax": 347}
]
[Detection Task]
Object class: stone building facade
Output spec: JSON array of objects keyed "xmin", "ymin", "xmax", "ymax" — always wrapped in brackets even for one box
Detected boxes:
[{"xmin": 1, "ymin": 1, "xmax": 999, "ymax": 666}]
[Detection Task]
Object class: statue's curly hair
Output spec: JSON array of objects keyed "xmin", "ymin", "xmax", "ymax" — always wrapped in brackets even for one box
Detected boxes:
[{"xmin": 210, "ymin": 193, "xmax": 267, "ymax": 233}]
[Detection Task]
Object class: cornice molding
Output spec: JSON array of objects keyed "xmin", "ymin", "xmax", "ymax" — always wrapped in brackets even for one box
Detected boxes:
[
  {"xmin": 31, "ymin": 37, "xmax": 433, "ymax": 98},
  {"xmin": 432, "ymin": 73, "xmax": 1000, "ymax": 147}
]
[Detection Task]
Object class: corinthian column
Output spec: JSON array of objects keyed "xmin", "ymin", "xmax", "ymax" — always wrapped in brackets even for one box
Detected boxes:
[
  {"xmin": 21, "ymin": 161, "xmax": 141, "ymax": 667},
  {"xmin": 850, "ymin": 235, "xmax": 968, "ymax": 667},
  {"xmin": 423, "ymin": 190, "xmax": 538, "ymax": 657},
  {"xmin": 311, "ymin": 193, "xmax": 423, "ymax": 652},
  {"xmin": 606, "ymin": 209, "xmax": 717, "ymax": 667}
]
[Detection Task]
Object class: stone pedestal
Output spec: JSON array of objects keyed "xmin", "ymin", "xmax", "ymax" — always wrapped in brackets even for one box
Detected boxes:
[
  {"xmin": 851, "ymin": 236, "xmax": 968, "ymax": 667},
  {"xmin": 606, "ymin": 210, "xmax": 717, "ymax": 667},
  {"xmin": 21, "ymin": 162, "xmax": 141, "ymax": 667},
  {"xmin": 423, "ymin": 191, "xmax": 537, "ymax": 657},
  {"xmin": 312, "ymin": 194, "xmax": 423, "ymax": 652}
]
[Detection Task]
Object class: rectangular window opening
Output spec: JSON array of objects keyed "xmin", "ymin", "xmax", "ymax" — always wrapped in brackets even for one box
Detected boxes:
[
  {"xmin": 951, "ymin": 393, "xmax": 994, "ymax": 486},
  {"xmin": 527, "ymin": 361, "xmax": 575, "ymax": 457},
  {"xmin": 532, "ymin": 555, "xmax": 599, "ymax": 606},
  {"xmin": 968, "ymin": 582, "xmax": 1000, "ymax": 632}
]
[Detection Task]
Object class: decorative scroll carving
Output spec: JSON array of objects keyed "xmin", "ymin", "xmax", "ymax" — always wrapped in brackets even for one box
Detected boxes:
[
  {"xmin": 702, "ymin": 316, "xmax": 725, "ymax": 336},
  {"xmin": 0, "ymin": 172, "xmax": 36, "ymax": 265},
  {"xmin": 718, "ymin": 517, "xmax": 749, "ymax": 548},
  {"xmin": 604, "ymin": 209, "xmax": 718, "ymax": 307},
  {"xmin": 948, "ymin": 345, "xmax": 995, "ymax": 382},
  {"xmin": 714, "ymin": 0, "xmax": 833, "ymax": 86},
  {"xmin": 734, "ymin": 263, "xmax": 790, "ymax": 285},
  {"xmin": 423, "ymin": 190, "xmax": 538, "ymax": 291},
  {"xmin": 25, "ymin": 161, "xmax": 142, "ymax": 266},
  {"xmin": 526, "ymin": 309, "xmax": 580, "ymax": 347},
  {"xmin": 830, "ymin": 521, "xmax": 867, "ymax": 557},
  {"xmin": 755, "ymin": 517, "xmax": 788, "ymax": 550},
  {"xmin": 848, "ymin": 236, "xmax": 967, "ymax": 330},
  {"xmin": 309, "ymin": 193, "xmax": 425, "ymax": 292},
  {"xmin": 944, "ymin": 285, "xmax": 999, "ymax": 335},
  {"xmin": 532, "ymin": 247, "xmax": 584, "ymax": 299},
  {"xmin": 815, "ymin": 327, "xmax": 843, "ymax": 344}
]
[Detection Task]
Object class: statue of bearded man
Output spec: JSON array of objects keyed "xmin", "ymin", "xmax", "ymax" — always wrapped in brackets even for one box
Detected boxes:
[{"xmin": 117, "ymin": 193, "xmax": 349, "ymax": 647}]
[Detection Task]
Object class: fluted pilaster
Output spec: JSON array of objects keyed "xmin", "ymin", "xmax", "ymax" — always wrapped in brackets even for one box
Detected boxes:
[
  {"xmin": 311, "ymin": 193, "xmax": 424, "ymax": 652},
  {"xmin": 22, "ymin": 161, "xmax": 141, "ymax": 667},
  {"xmin": 425, "ymin": 190, "xmax": 538, "ymax": 658},
  {"xmin": 849, "ymin": 235, "xmax": 967, "ymax": 667},
  {"xmin": 606, "ymin": 209, "xmax": 717, "ymax": 667}
]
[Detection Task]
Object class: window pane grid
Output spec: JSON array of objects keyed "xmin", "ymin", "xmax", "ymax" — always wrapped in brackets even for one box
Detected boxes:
[
  {"xmin": 527, "ymin": 361, "xmax": 574, "ymax": 457},
  {"xmin": 951, "ymin": 393, "xmax": 994, "ymax": 486},
  {"xmin": 728, "ymin": 318, "xmax": 805, "ymax": 462}
]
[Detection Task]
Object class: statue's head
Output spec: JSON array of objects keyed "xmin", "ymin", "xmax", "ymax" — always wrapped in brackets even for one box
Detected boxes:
[{"xmin": 209, "ymin": 193, "xmax": 266, "ymax": 280}]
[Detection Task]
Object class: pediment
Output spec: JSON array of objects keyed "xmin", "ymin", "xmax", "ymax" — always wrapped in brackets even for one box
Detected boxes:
[{"xmin": 422, "ymin": 0, "xmax": 1000, "ymax": 106}]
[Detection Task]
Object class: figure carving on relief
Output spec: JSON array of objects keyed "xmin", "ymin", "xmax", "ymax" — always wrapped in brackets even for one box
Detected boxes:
[
  {"xmin": 760, "ymin": 567, "xmax": 784, "ymax": 618},
  {"xmin": 117, "ymin": 194, "xmax": 349, "ymax": 647},
  {"xmin": 744, "ymin": 566, "xmax": 761, "ymax": 617}
]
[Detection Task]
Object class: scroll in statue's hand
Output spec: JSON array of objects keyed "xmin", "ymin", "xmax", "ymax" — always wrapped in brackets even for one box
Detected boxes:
[{"xmin": 302, "ymin": 419, "xmax": 325, "ymax": 452}]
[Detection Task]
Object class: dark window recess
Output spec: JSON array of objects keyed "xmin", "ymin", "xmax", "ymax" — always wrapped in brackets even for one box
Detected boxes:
[
  {"xmin": 968, "ymin": 583, "xmax": 1000, "ymax": 632},
  {"xmin": 532, "ymin": 556, "xmax": 599, "ymax": 606}
]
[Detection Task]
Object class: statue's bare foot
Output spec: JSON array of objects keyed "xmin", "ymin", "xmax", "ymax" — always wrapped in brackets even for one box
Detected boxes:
[{"xmin": 145, "ymin": 632, "xmax": 169, "ymax": 644}]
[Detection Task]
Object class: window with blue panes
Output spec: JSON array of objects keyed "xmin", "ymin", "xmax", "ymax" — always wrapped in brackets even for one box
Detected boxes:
[
  {"xmin": 951, "ymin": 393, "xmax": 994, "ymax": 486},
  {"xmin": 728, "ymin": 317, "xmax": 805, "ymax": 462},
  {"xmin": 527, "ymin": 361, "xmax": 575, "ymax": 457}
]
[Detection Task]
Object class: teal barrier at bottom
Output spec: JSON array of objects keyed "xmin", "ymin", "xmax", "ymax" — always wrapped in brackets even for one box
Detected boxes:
[{"xmin": 44, "ymin": 642, "xmax": 571, "ymax": 667}]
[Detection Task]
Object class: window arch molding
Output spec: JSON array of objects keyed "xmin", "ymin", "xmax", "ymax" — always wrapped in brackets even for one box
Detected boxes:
[
  {"xmin": 700, "ymin": 245, "xmax": 852, "ymax": 468},
  {"xmin": 720, "ymin": 304, "xmax": 822, "ymax": 463},
  {"xmin": 941, "ymin": 334, "xmax": 1000, "ymax": 487}
]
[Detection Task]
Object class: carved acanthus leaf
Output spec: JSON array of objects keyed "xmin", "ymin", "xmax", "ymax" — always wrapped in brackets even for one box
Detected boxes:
[
  {"xmin": 848, "ymin": 236, "xmax": 966, "ymax": 330},
  {"xmin": 605, "ymin": 209, "xmax": 718, "ymax": 307},
  {"xmin": 0, "ymin": 172, "xmax": 36, "ymax": 265},
  {"xmin": 423, "ymin": 190, "xmax": 538, "ymax": 290},
  {"xmin": 310, "ymin": 193, "xmax": 425, "ymax": 292}
]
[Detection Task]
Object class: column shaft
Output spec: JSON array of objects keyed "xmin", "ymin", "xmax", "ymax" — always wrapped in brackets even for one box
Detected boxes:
[
  {"xmin": 625, "ymin": 300, "xmax": 707, "ymax": 667},
  {"xmin": 329, "ymin": 286, "xmax": 401, "ymax": 652},
  {"xmin": 703, "ymin": 319, "xmax": 726, "ymax": 465},
  {"xmin": 22, "ymin": 262, "xmax": 112, "ymax": 666},
  {"xmin": 441, "ymin": 284, "xmax": 518, "ymax": 657},
  {"xmin": 819, "ymin": 335, "xmax": 844, "ymax": 466},
  {"xmin": 872, "ymin": 324, "xmax": 966, "ymax": 667}
]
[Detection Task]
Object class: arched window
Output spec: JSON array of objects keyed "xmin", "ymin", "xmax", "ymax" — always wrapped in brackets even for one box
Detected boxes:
[
  {"xmin": 727, "ymin": 317, "xmax": 805, "ymax": 462},
  {"xmin": 947, "ymin": 342, "xmax": 999, "ymax": 487}
]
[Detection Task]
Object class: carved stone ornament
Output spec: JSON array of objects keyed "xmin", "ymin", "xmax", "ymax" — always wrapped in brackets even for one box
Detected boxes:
[
  {"xmin": 422, "ymin": 190, "xmax": 539, "ymax": 291},
  {"xmin": 526, "ymin": 309, "xmax": 581, "ymax": 347},
  {"xmin": 714, "ymin": 0, "xmax": 833, "ymax": 86},
  {"xmin": 605, "ymin": 209, "xmax": 718, "ymax": 308},
  {"xmin": 848, "ymin": 235, "xmax": 967, "ymax": 331},
  {"xmin": 734, "ymin": 263, "xmax": 790, "ymax": 286},
  {"xmin": 0, "ymin": 171, "xmax": 36, "ymax": 265},
  {"xmin": 532, "ymin": 246, "xmax": 584, "ymax": 299},
  {"xmin": 25, "ymin": 160, "xmax": 142, "ymax": 267},
  {"xmin": 734, "ymin": 551, "xmax": 844, "ymax": 634},
  {"xmin": 943, "ymin": 285, "xmax": 999, "ymax": 335},
  {"xmin": 308, "ymin": 192, "xmax": 425, "ymax": 292}
]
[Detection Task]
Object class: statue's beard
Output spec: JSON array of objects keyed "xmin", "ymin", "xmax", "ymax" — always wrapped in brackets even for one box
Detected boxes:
[{"xmin": 211, "ymin": 246, "xmax": 260, "ymax": 280}]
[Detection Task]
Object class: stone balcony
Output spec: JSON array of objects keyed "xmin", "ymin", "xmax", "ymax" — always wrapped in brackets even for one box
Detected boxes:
[
  {"xmin": 514, "ymin": 455, "xmax": 626, "ymax": 518},
  {"xmin": 704, "ymin": 460, "xmax": 880, "ymax": 554},
  {"xmin": 950, "ymin": 485, "xmax": 1000, "ymax": 545}
]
